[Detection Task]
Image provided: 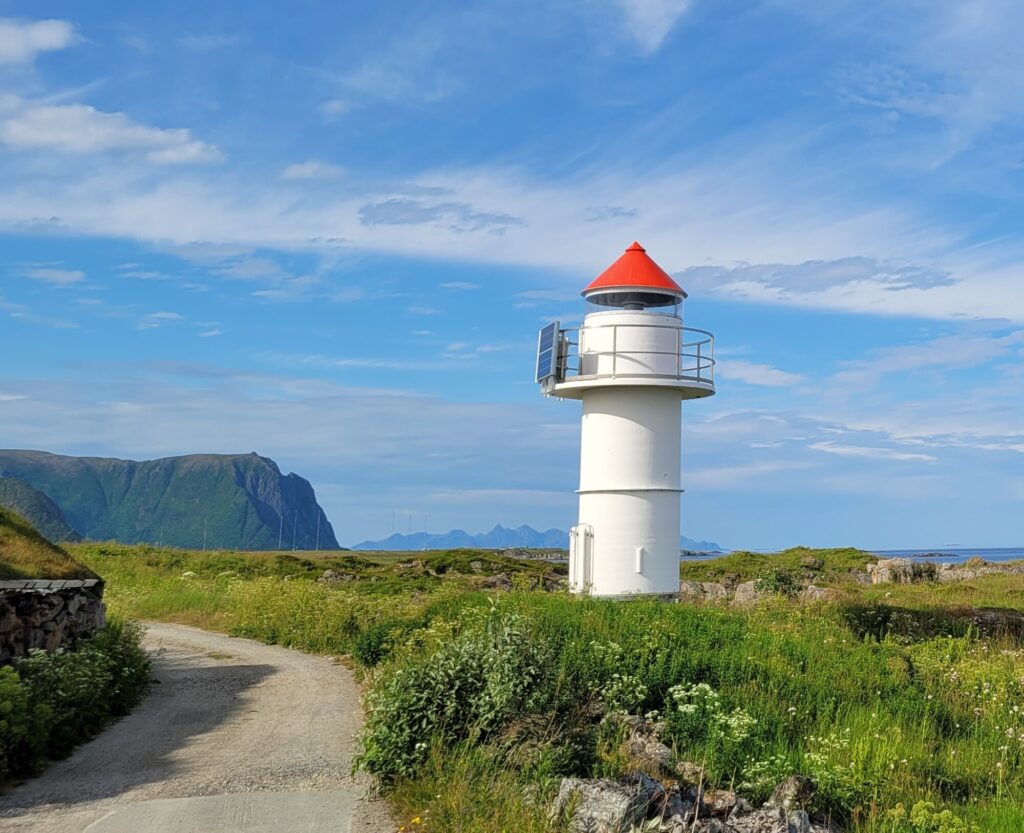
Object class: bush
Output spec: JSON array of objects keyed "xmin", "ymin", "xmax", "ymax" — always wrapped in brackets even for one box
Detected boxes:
[
  {"xmin": 754, "ymin": 567, "xmax": 802, "ymax": 597},
  {"xmin": 356, "ymin": 610, "xmax": 546, "ymax": 781},
  {"xmin": 0, "ymin": 617, "xmax": 150, "ymax": 778}
]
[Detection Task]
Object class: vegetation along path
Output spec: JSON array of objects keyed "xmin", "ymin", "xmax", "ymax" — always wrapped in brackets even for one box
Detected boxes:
[{"xmin": 0, "ymin": 622, "xmax": 392, "ymax": 833}]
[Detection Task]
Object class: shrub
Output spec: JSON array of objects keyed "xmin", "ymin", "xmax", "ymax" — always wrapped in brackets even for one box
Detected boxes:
[
  {"xmin": 754, "ymin": 567, "xmax": 802, "ymax": 597},
  {"xmin": 356, "ymin": 610, "xmax": 546, "ymax": 781},
  {"xmin": 1, "ymin": 617, "xmax": 150, "ymax": 778}
]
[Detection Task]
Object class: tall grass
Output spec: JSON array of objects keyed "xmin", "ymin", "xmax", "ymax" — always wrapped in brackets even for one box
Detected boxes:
[{"xmin": 77, "ymin": 544, "xmax": 1024, "ymax": 833}]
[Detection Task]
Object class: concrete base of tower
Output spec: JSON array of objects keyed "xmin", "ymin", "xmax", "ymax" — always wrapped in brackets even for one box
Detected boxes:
[{"xmin": 569, "ymin": 490, "xmax": 681, "ymax": 597}]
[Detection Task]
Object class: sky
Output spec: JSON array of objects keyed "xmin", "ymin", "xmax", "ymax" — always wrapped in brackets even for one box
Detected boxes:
[{"xmin": 0, "ymin": 1, "xmax": 1022, "ymax": 550}]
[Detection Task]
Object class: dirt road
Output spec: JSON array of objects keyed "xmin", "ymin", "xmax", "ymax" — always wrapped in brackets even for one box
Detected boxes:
[{"xmin": 0, "ymin": 622, "xmax": 393, "ymax": 832}]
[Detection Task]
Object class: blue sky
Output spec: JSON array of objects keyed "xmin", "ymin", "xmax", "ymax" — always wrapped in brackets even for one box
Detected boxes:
[{"xmin": 1, "ymin": 1, "xmax": 1022, "ymax": 549}]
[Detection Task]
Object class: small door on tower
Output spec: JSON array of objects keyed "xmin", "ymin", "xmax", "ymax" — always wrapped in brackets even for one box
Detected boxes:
[{"xmin": 568, "ymin": 524, "xmax": 594, "ymax": 594}]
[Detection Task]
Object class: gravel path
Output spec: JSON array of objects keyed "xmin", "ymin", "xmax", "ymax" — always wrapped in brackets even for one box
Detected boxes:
[{"xmin": 0, "ymin": 622, "xmax": 394, "ymax": 833}]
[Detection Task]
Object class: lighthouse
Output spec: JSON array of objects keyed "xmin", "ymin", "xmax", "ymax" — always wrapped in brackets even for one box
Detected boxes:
[{"xmin": 536, "ymin": 242, "xmax": 715, "ymax": 597}]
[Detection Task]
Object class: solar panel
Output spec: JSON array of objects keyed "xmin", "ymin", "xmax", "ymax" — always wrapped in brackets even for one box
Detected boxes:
[{"xmin": 535, "ymin": 321, "xmax": 561, "ymax": 383}]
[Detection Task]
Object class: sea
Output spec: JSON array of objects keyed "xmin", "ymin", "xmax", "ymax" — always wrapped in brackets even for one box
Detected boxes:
[
  {"xmin": 871, "ymin": 547, "xmax": 1024, "ymax": 565},
  {"xmin": 682, "ymin": 547, "xmax": 1024, "ymax": 565}
]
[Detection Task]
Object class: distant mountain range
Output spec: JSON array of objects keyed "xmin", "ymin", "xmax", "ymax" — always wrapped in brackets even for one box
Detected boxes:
[
  {"xmin": 354, "ymin": 524, "xmax": 722, "ymax": 552},
  {"xmin": 0, "ymin": 450, "xmax": 339, "ymax": 551}
]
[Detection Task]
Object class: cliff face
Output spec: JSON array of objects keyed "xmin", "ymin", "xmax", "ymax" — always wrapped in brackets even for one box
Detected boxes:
[{"xmin": 0, "ymin": 451, "xmax": 340, "ymax": 551}]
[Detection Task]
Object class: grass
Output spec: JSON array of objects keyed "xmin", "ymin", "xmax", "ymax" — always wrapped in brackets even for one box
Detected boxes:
[
  {"xmin": 68, "ymin": 542, "xmax": 1024, "ymax": 833},
  {"xmin": 0, "ymin": 506, "xmax": 97, "ymax": 580}
]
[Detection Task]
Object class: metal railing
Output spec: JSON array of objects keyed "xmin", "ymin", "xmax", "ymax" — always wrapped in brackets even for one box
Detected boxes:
[{"xmin": 557, "ymin": 322, "xmax": 715, "ymax": 386}]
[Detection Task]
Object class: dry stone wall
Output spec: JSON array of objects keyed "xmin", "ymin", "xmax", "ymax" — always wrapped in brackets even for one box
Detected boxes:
[{"xmin": 0, "ymin": 579, "xmax": 105, "ymax": 664}]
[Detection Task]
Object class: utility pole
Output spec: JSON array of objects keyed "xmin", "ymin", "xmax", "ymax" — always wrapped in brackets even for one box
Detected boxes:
[
  {"xmin": 292, "ymin": 510, "xmax": 298, "ymax": 550},
  {"xmin": 315, "ymin": 510, "xmax": 321, "ymax": 552},
  {"xmin": 203, "ymin": 514, "xmax": 208, "ymax": 552},
  {"xmin": 278, "ymin": 512, "xmax": 283, "ymax": 550}
]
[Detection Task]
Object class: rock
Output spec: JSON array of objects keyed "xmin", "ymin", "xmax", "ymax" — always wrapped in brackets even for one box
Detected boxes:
[
  {"xmin": 799, "ymin": 555, "xmax": 824, "ymax": 570},
  {"xmin": 866, "ymin": 559, "xmax": 937, "ymax": 584},
  {"xmin": 318, "ymin": 570, "xmax": 355, "ymax": 583},
  {"xmin": 800, "ymin": 585, "xmax": 837, "ymax": 603},
  {"xmin": 180, "ymin": 570, "xmax": 197, "ymax": 579},
  {"xmin": 729, "ymin": 806, "xmax": 789, "ymax": 833},
  {"xmin": 787, "ymin": 810, "xmax": 812, "ymax": 833},
  {"xmin": 481, "ymin": 573, "xmax": 513, "ymax": 590},
  {"xmin": 693, "ymin": 819, "xmax": 729, "ymax": 832},
  {"xmin": 701, "ymin": 789, "xmax": 737, "ymax": 817},
  {"xmin": 675, "ymin": 760, "xmax": 704, "ymax": 784},
  {"xmin": 626, "ymin": 732, "xmax": 674, "ymax": 774},
  {"xmin": 552, "ymin": 773, "xmax": 666, "ymax": 833},
  {"xmin": 728, "ymin": 797, "xmax": 755, "ymax": 819},
  {"xmin": 767, "ymin": 776, "xmax": 815, "ymax": 812},
  {"xmin": 663, "ymin": 785, "xmax": 696, "ymax": 825},
  {"xmin": 468, "ymin": 560, "xmax": 485, "ymax": 573},
  {"xmin": 679, "ymin": 582, "xmax": 730, "ymax": 602},
  {"xmin": 732, "ymin": 581, "xmax": 762, "ymax": 605}
]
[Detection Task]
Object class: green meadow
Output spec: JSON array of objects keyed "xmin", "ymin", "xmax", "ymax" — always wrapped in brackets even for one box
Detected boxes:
[{"xmin": 72, "ymin": 542, "xmax": 1024, "ymax": 833}]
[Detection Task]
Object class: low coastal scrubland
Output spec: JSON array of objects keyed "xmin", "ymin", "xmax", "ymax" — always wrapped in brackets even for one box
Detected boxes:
[{"xmin": 72, "ymin": 542, "xmax": 1024, "ymax": 833}]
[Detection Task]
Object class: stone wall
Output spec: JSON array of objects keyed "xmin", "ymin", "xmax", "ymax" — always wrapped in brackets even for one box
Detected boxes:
[{"xmin": 0, "ymin": 579, "xmax": 106, "ymax": 664}]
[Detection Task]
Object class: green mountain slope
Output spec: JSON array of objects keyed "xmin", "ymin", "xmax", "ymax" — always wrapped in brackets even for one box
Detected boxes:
[
  {"xmin": 0, "ymin": 506, "xmax": 97, "ymax": 580},
  {"xmin": 0, "ymin": 476, "xmax": 82, "ymax": 543},
  {"xmin": 0, "ymin": 451, "xmax": 340, "ymax": 551}
]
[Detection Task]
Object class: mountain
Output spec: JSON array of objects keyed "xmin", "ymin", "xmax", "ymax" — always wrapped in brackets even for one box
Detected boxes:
[
  {"xmin": 354, "ymin": 524, "xmax": 567, "ymax": 551},
  {"xmin": 0, "ymin": 450, "xmax": 340, "ymax": 551},
  {"xmin": 0, "ymin": 476, "xmax": 82, "ymax": 543},
  {"xmin": 680, "ymin": 535, "xmax": 723, "ymax": 552},
  {"xmin": 354, "ymin": 524, "xmax": 722, "ymax": 552}
]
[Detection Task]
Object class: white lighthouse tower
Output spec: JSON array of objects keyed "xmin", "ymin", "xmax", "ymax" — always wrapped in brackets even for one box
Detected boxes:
[{"xmin": 536, "ymin": 242, "xmax": 715, "ymax": 597}]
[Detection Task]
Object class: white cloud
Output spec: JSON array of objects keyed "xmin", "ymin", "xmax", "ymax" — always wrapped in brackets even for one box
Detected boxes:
[
  {"xmin": 281, "ymin": 160, "xmax": 344, "ymax": 180},
  {"xmin": 0, "ymin": 100, "xmax": 223, "ymax": 164},
  {"xmin": 198, "ymin": 328, "xmax": 222, "ymax": 337},
  {"xmin": 20, "ymin": 266, "xmax": 84, "ymax": 286},
  {"xmin": 0, "ymin": 18, "xmax": 75, "ymax": 65},
  {"xmin": 439, "ymin": 281, "xmax": 479, "ymax": 290},
  {"xmin": 613, "ymin": 0, "xmax": 692, "ymax": 54},
  {"xmin": 808, "ymin": 441, "xmax": 936, "ymax": 463},
  {"xmin": 716, "ymin": 360, "xmax": 805, "ymax": 388}
]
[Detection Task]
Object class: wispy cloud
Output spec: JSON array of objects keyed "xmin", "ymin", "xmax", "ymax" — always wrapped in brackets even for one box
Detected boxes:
[
  {"xmin": 716, "ymin": 360, "xmax": 805, "ymax": 388},
  {"xmin": 0, "ymin": 99, "xmax": 223, "ymax": 164},
  {"xmin": 612, "ymin": 0, "xmax": 692, "ymax": 55},
  {"xmin": 809, "ymin": 441, "xmax": 936, "ymax": 463},
  {"xmin": 281, "ymin": 160, "xmax": 344, "ymax": 180},
  {"xmin": 20, "ymin": 266, "xmax": 84, "ymax": 286}
]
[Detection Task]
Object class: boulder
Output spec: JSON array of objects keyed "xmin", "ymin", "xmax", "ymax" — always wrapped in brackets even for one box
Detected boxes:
[
  {"xmin": 679, "ymin": 581, "xmax": 730, "ymax": 602},
  {"xmin": 481, "ymin": 573, "xmax": 513, "ymax": 590},
  {"xmin": 675, "ymin": 760, "xmax": 704, "ymax": 784},
  {"xmin": 799, "ymin": 586, "xmax": 837, "ymax": 603},
  {"xmin": 552, "ymin": 773, "xmax": 666, "ymax": 833},
  {"xmin": 625, "ymin": 731, "xmax": 675, "ymax": 775},
  {"xmin": 866, "ymin": 559, "xmax": 937, "ymax": 584},
  {"xmin": 728, "ymin": 806, "xmax": 789, "ymax": 833},
  {"xmin": 701, "ymin": 789, "xmax": 738, "ymax": 817},
  {"xmin": 799, "ymin": 555, "xmax": 824, "ymax": 570},
  {"xmin": 767, "ymin": 776, "xmax": 815, "ymax": 812},
  {"xmin": 732, "ymin": 581, "xmax": 762, "ymax": 605}
]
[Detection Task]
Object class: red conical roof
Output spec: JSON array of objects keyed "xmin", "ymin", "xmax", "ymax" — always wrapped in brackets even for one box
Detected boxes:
[{"xmin": 583, "ymin": 242, "xmax": 686, "ymax": 298}]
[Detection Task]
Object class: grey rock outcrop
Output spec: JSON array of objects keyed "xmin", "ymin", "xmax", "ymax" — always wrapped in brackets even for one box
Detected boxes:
[{"xmin": 552, "ymin": 772, "xmax": 665, "ymax": 833}]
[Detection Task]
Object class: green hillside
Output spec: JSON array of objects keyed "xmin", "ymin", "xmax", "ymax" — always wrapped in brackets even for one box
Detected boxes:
[
  {"xmin": 0, "ymin": 476, "xmax": 82, "ymax": 542},
  {"xmin": 0, "ymin": 450, "xmax": 340, "ymax": 551},
  {"xmin": 0, "ymin": 506, "xmax": 97, "ymax": 580}
]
